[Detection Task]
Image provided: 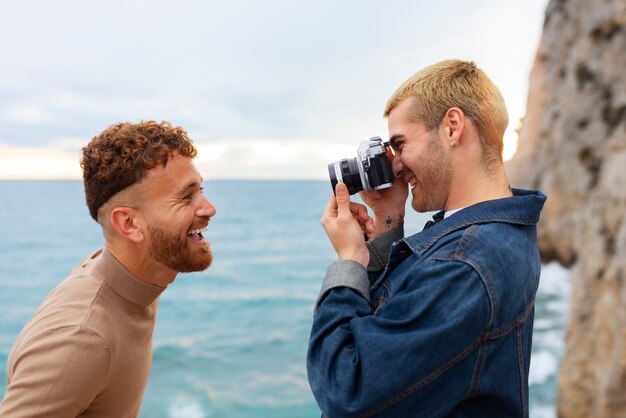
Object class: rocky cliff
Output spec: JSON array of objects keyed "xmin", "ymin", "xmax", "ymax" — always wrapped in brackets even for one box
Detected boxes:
[{"xmin": 506, "ymin": 0, "xmax": 626, "ymax": 416}]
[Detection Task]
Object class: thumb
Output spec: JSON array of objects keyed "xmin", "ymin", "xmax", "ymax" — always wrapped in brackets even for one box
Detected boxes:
[{"xmin": 334, "ymin": 182, "xmax": 351, "ymax": 214}]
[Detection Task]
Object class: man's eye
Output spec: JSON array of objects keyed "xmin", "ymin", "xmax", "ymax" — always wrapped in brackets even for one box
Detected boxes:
[{"xmin": 182, "ymin": 187, "xmax": 204, "ymax": 201}]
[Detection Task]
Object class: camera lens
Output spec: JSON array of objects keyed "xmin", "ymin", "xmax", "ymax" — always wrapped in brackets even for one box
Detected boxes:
[{"xmin": 328, "ymin": 158, "xmax": 364, "ymax": 195}]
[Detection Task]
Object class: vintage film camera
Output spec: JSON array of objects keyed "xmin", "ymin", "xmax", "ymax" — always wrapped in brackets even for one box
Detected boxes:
[{"xmin": 327, "ymin": 136, "xmax": 393, "ymax": 195}]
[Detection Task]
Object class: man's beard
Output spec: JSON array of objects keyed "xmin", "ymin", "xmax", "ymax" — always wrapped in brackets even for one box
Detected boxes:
[
  {"xmin": 148, "ymin": 224, "xmax": 212, "ymax": 273},
  {"xmin": 411, "ymin": 132, "xmax": 453, "ymax": 213}
]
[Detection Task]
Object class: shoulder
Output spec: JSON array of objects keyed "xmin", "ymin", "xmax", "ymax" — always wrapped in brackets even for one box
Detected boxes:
[
  {"xmin": 382, "ymin": 250, "xmax": 490, "ymax": 320},
  {"xmin": 426, "ymin": 220, "xmax": 537, "ymax": 268},
  {"xmin": 428, "ymin": 221, "xmax": 541, "ymax": 322},
  {"xmin": 4, "ymin": 325, "xmax": 112, "ymax": 415},
  {"xmin": 15, "ymin": 252, "xmax": 121, "ymax": 354},
  {"xmin": 23, "ymin": 325, "xmax": 110, "ymax": 354},
  {"xmin": 29, "ymin": 271, "xmax": 107, "ymax": 331},
  {"xmin": 9, "ymin": 325, "xmax": 111, "ymax": 379},
  {"xmin": 376, "ymin": 256, "xmax": 493, "ymax": 347}
]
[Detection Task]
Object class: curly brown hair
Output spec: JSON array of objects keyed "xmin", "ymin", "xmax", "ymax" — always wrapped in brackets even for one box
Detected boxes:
[{"xmin": 81, "ymin": 120, "xmax": 197, "ymax": 221}]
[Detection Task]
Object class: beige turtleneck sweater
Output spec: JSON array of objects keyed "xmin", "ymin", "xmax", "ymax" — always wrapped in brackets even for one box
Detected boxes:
[{"xmin": 0, "ymin": 248, "xmax": 165, "ymax": 418}]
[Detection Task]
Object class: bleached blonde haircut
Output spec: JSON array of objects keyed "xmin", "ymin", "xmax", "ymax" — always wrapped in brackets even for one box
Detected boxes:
[{"xmin": 384, "ymin": 60, "xmax": 509, "ymax": 171}]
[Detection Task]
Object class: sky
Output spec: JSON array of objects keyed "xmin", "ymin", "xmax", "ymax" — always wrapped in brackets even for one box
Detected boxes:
[{"xmin": 0, "ymin": 0, "xmax": 548, "ymax": 180}]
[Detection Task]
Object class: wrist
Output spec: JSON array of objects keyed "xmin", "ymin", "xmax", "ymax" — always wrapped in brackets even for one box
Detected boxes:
[
  {"xmin": 338, "ymin": 249, "xmax": 369, "ymax": 269},
  {"xmin": 373, "ymin": 212, "xmax": 404, "ymax": 237}
]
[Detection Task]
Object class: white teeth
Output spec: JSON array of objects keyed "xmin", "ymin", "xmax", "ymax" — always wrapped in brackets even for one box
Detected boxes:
[{"xmin": 187, "ymin": 227, "xmax": 208, "ymax": 235}]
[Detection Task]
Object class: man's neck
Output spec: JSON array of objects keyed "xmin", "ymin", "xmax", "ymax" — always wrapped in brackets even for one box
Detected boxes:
[
  {"xmin": 445, "ymin": 165, "xmax": 512, "ymax": 212},
  {"xmin": 105, "ymin": 242, "xmax": 175, "ymax": 288}
]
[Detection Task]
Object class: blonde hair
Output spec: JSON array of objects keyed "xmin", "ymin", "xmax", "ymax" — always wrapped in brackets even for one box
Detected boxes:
[{"xmin": 384, "ymin": 60, "xmax": 509, "ymax": 169}]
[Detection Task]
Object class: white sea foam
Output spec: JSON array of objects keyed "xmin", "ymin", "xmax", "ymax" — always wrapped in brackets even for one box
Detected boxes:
[
  {"xmin": 529, "ymin": 349, "xmax": 559, "ymax": 384},
  {"xmin": 539, "ymin": 262, "xmax": 572, "ymax": 298},
  {"xmin": 216, "ymin": 365, "xmax": 313, "ymax": 408},
  {"xmin": 533, "ymin": 318, "xmax": 554, "ymax": 330},
  {"xmin": 528, "ymin": 262, "xmax": 572, "ymax": 416},
  {"xmin": 531, "ymin": 404, "xmax": 557, "ymax": 418},
  {"xmin": 168, "ymin": 397, "xmax": 206, "ymax": 418}
]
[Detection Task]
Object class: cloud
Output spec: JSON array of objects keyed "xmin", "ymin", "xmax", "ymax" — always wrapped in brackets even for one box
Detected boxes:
[
  {"xmin": 0, "ymin": 142, "xmax": 82, "ymax": 179},
  {"xmin": 2, "ymin": 103, "xmax": 55, "ymax": 124},
  {"xmin": 195, "ymin": 137, "xmax": 371, "ymax": 180},
  {"xmin": 0, "ymin": 0, "xmax": 548, "ymax": 178}
]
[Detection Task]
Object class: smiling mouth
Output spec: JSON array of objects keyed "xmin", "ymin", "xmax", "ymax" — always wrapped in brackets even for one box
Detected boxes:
[{"xmin": 187, "ymin": 226, "xmax": 208, "ymax": 242}]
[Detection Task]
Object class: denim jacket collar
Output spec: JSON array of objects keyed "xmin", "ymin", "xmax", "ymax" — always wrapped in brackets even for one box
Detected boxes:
[{"xmin": 403, "ymin": 188, "xmax": 547, "ymax": 257}]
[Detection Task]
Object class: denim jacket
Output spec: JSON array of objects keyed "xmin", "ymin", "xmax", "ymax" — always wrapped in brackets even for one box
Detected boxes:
[{"xmin": 307, "ymin": 189, "xmax": 547, "ymax": 418}]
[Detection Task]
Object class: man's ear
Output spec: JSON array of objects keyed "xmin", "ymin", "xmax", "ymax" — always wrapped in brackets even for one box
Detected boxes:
[
  {"xmin": 110, "ymin": 207, "xmax": 144, "ymax": 243},
  {"xmin": 441, "ymin": 107, "xmax": 465, "ymax": 146}
]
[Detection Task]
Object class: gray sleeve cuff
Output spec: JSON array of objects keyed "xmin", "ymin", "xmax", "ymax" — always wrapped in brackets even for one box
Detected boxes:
[
  {"xmin": 365, "ymin": 225, "xmax": 404, "ymax": 272},
  {"xmin": 315, "ymin": 260, "xmax": 370, "ymax": 311}
]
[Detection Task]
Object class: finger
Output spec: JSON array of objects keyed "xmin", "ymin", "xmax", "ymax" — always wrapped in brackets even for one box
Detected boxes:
[
  {"xmin": 334, "ymin": 182, "xmax": 351, "ymax": 215},
  {"xmin": 351, "ymin": 212, "xmax": 369, "ymax": 233},
  {"xmin": 365, "ymin": 217, "xmax": 375, "ymax": 235},
  {"xmin": 350, "ymin": 202, "xmax": 370, "ymax": 223},
  {"xmin": 355, "ymin": 215, "xmax": 374, "ymax": 236},
  {"xmin": 350, "ymin": 203, "xmax": 375, "ymax": 235}
]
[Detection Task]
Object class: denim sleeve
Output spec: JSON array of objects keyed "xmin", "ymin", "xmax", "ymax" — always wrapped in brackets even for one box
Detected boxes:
[
  {"xmin": 366, "ymin": 225, "xmax": 404, "ymax": 273},
  {"xmin": 315, "ymin": 260, "xmax": 370, "ymax": 312},
  {"xmin": 314, "ymin": 225, "xmax": 404, "ymax": 312},
  {"xmin": 307, "ymin": 260, "xmax": 491, "ymax": 417}
]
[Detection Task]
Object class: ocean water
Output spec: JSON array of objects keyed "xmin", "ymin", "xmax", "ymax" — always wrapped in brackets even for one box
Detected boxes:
[{"xmin": 0, "ymin": 180, "xmax": 570, "ymax": 417}]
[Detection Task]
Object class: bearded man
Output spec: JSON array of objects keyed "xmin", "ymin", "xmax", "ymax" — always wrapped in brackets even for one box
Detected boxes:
[{"xmin": 0, "ymin": 121, "xmax": 216, "ymax": 418}]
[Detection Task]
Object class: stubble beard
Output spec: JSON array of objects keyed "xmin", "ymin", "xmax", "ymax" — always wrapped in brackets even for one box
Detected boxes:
[
  {"xmin": 148, "ymin": 224, "xmax": 213, "ymax": 273},
  {"xmin": 411, "ymin": 132, "xmax": 453, "ymax": 213}
]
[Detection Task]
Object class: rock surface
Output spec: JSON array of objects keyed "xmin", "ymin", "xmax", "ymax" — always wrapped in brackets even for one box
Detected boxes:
[{"xmin": 506, "ymin": 0, "xmax": 626, "ymax": 416}]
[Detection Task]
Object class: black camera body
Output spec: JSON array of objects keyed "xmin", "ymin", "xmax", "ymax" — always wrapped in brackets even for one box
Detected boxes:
[{"xmin": 327, "ymin": 136, "xmax": 394, "ymax": 195}]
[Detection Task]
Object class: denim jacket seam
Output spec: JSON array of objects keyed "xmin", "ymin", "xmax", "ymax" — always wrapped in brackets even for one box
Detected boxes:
[
  {"xmin": 430, "ymin": 255, "xmax": 498, "ymax": 330},
  {"xmin": 453, "ymin": 224, "xmax": 480, "ymax": 260},
  {"xmin": 466, "ymin": 300, "xmax": 535, "ymax": 401},
  {"xmin": 463, "ymin": 258, "xmax": 498, "ymax": 328},
  {"xmin": 407, "ymin": 216, "xmax": 537, "ymax": 256},
  {"xmin": 356, "ymin": 336, "xmax": 484, "ymax": 418},
  {"xmin": 381, "ymin": 280, "xmax": 392, "ymax": 305},
  {"xmin": 487, "ymin": 298, "xmax": 536, "ymax": 340},
  {"xmin": 517, "ymin": 326, "xmax": 529, "ymax": 418},
  {"xmin": 372, "ymin": 281, "xmax": 393, "ymax": 313},
  {"xmin": 467, "ymin": 340, "xmax": 489, "ymax": 397}
]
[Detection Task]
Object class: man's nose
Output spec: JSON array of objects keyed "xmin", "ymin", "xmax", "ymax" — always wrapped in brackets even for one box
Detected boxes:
[{"xmin": 196, "ymin": 196, "xmax": 217, "ymax": 219}]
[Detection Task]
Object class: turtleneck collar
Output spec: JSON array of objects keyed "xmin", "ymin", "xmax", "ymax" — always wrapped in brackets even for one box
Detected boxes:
[{"xmin": 90, "ymin": 248, "xmax": 166, "ymax": 307}]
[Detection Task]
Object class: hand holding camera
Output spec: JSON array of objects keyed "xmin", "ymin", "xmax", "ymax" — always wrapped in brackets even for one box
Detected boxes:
[
  {"xmin": 321, "ymin": 182, "xmax": 372, "ymax": 268},
  {"xmin": 327, "ymin": 137, "xmax": 394, "ymax": 195},
  {"xmin": 327, "ymin": 137, "xmax": 408, "ymax": 238}
]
